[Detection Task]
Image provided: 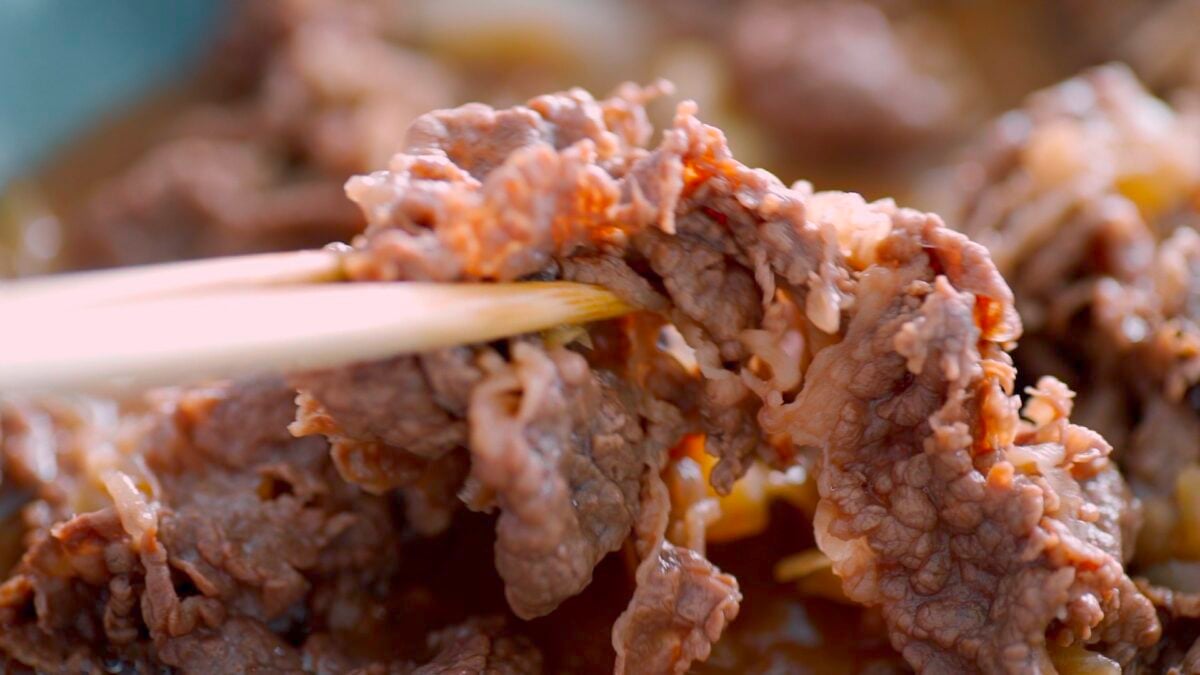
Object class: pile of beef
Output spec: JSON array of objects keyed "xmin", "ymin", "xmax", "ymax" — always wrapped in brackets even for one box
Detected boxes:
[
  {"xmin": 941, "ymin": 63, "xmax": 1200, "ymax": 671},
  {"xmin": 2, "ymin": 80, "xmax": 1177, "ymax": 673},
  {"xmin": 7, "ymin": 2, "xmax": 1200, "ymax": 674},
  {"xmin": 0, "ymin": 383, "xmax": 544, "ymax": 673}
]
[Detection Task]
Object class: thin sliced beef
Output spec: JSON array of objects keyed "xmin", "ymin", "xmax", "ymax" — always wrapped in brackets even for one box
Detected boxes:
[
  {"xmin": 73, "ymin": 138, "xmax": 364, "ymax": 267},
  {"xmin": 291, "ymin": 354, "xmax": 470, "ymax": 461},
  {"xmin": 156, "ymin": 618, "xmax": 305, "ymax": 673},
  {"xmin": 292, "ymin": 335, "xmax": 690, "ymax": 622},
  {"xmin": 0, "ymin": 381, "xmax": 538, "ymax": 674},
  {"xmin": 756, "ymin": 208, "xmax": 1159, "ymax": 671},
  {"xmin": 612, "ymin": 542, "xmax": 741, "ymax": 675},
  {"xmin": 940, "ymin": 64, "xmax": 1200, "ymax": 666},
  {"xmin": 294, "ymin": 82, "xmax": 1157, "ymax": 672},
  {"xmin": 333, "ymin": 83, "xmax": 854, "ymax": 490},
  {"xmin": 938, "ymin": 62, "xmax": 1200, "ymax": 532},
  {"xmin": 466, "ymin": 343, "xmax": 683, "ymax": 619},
  {"xmin": 290, "ymin": 353, "xmax": 477, "ymax": 535}
]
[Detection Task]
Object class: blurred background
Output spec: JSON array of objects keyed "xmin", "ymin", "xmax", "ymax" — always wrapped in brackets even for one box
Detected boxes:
[{"xmin": 4, "ymin": 0, "xmax": 1198, "ymax": 278}]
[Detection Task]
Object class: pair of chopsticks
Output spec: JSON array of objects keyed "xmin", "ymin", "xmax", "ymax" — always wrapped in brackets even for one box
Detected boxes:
[{"xmin": 0, "ymin": 248, "xmax": 631, "ymax": 392}]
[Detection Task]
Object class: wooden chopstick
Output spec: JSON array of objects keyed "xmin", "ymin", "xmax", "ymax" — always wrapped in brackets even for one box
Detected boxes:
[
  {"xmin": 0, "ymin": 252, "xmax": 632, "ymax": 392},
  {"xmin": 0, "ymin": 247, "xmax": 346, "ymax": 311}
]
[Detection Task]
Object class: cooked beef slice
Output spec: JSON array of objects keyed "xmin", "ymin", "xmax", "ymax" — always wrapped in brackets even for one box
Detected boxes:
[
  {"xmin": 283, "ymin": 83, "xmax": 1159, "ymax": 672},
  {"xmin": 0, "ymin": 383, "xmax": 539, "ymax": 674},
  {"xmin": 607, "ymin": 445, "xmax": 741, "ymax": 675},
  {"xmin": 612, "ymin": 541, "xmax": 740, "ymax": 675},
  {"xmin": 289, "ymin": 352, "xmax": 478, "ymax": 536},
  {"xmin": 938, "ymin": 63, "xmax": 1200, "ymax": 668},
  {"xmin": 945, "ymin": 65, "xmax": 1199, "ymax": 317},
  {"xmin": 71, "ymin": 137, "xmax": 364, "ymax": 267},
  {"xmin": 466, "ymin": 342, "xmax": 685, "ymax": 619},
  {"xmin": 332, "ymin": 82, "xmax": 852, "ymax": 489},
  {"xmin": 941, "ymin": 64, "xmax": 1200, "ymax": 546},
  {"xmin": 291, "ymin": 353, "xmax": 471, "ymax": 463},
  {"xmin": 640, "ymin": 0, "xmax": 991, "ymax": 165},
  {"xmin": 777, "ymin": 262, "xmax": 1157, "ymax": 670},
  {"xmin": 1125, "ymin": 575, "xmax": 1200, "ymax": 673}
]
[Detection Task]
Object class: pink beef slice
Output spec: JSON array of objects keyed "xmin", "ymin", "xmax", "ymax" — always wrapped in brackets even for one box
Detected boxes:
[
  {"xmin": 942, "ymin": 65, "xmax": 1200, "ymax": 507},
  {"xmin": 464, "ymin": 342, "xmax": 686, "ymax": 619}
]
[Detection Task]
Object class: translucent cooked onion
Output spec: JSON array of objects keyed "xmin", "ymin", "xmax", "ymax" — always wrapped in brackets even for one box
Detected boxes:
[{"xmin": 1048, "ymin": 643, "xmax": 1121, "ymax": 675}]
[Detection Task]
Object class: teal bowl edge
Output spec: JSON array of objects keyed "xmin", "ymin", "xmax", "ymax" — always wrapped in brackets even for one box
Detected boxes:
[{"xmin": 0, "ymin": 0, "xmax": 225, "ymax": 188}]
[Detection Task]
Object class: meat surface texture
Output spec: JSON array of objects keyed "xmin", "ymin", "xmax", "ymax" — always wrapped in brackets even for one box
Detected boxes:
[
  {"xmin": 938, "ymin": 63, "xmax": 1200, "ymax": 671},
  {"xmin": 5, "ymin": 2, "xmax": 1197, "ymax": 674},
  {"xmin": 0, "ymin": 384, "xmax": 541, "ymax": 673},
  {"xmin": 0, "ymin": 77, "xmax": 1167, "ymax": 673},
  {"xmin": 943, "ymin": 65, "xmax": 1200, "ymax": 486},
  {"xmin": 287, "ymin": 82, "xmax": 1159, "ymax": 672}
]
